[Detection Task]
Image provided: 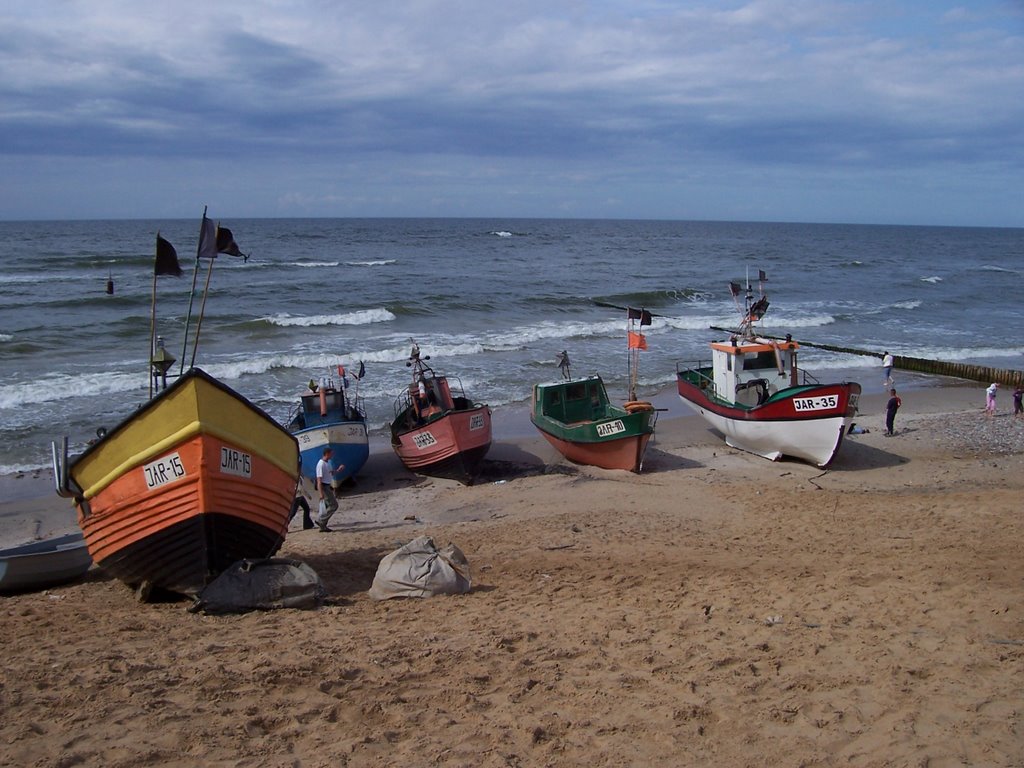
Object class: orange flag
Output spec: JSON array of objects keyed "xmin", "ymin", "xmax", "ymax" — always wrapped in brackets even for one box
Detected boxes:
[{"xmin": 627, "ymin": 331, "xmax": 648, "ymax": 350}]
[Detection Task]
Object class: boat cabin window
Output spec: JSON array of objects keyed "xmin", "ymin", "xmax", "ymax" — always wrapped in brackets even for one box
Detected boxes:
[
  {"xmin": 565, "ymin": 382, "xmax": 587, "ymax": 401},
  {"xmin": 742, "ymin": 351, "xmax": 778, "ymax": 370},
  {"xmin": 303, "ymin": 391, "xmax": 344, "ymax": 414}
]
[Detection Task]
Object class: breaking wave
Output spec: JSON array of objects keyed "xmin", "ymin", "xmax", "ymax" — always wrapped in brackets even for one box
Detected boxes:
[
  {"xmin": 345, "ymin": 259, "xmax": 397, "ymax": 267},
  {"xmin": 265, "ymin": 308, "xmax": 396, "ymax": 327}
]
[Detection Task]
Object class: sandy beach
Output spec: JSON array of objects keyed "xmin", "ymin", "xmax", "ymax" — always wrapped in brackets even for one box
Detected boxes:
[{"xmin": 2, "ymin": 380, "xmax": 1022, "ymax": 767}]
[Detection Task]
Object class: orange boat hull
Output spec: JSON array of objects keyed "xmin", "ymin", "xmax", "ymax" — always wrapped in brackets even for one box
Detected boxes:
[
  {"xmin": 67, "ymin": 368, "xmax": 299, "ymax": 597},
  {"xmin": 78, "ymin": 433, "xmax": 295, "ymax": 595}
]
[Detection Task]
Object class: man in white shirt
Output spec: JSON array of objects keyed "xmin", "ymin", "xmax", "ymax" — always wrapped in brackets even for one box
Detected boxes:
[
  {"xmin": 881, "ymin": 352, "xmax": 894, "ymax": 387},
  {"xmin": 315, "ymin": 447, "xmax": 343, "ymax": 532}
]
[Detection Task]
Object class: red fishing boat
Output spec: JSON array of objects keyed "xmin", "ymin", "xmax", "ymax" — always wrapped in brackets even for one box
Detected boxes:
[
  {"xmin": 676, "ymin": 271, "xmax": 861, "ymax": 468},
  {"xmin": 390, "ymin": 344, "xmax": 492, "ymax": 484}
]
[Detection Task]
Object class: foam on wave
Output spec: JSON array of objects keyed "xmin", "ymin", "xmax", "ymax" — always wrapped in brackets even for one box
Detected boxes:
[{"xmin": 265, "ymin": 308, "xmax": 396, "ymax": 327}]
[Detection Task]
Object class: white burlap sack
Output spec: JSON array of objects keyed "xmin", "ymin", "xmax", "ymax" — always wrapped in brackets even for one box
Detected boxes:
[{"xmin": 369, "ymin": 535, "xmax": 471, "ymax": 600}]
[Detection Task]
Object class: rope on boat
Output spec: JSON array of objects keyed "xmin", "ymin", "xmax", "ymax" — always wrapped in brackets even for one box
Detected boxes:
[{"xmin": 709, "ymin": 326, "xmax": 1024, "ymax": 387}]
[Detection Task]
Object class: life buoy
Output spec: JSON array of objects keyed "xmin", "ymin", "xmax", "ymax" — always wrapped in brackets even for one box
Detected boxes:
[{"xmin": 623, "ymin": 400, "xmax": 654, "ymax": 413}]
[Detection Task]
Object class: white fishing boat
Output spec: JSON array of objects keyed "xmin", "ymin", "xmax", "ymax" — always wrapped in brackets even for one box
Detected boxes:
[{"xmin": 676, "ymin": 271, "xmax": 861, "ymax": 468}]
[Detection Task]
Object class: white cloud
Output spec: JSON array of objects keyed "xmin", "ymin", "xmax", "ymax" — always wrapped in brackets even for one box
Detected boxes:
[{"xmin": 0, "ymin": 0, "xmax": 1020, "ymax": 224}]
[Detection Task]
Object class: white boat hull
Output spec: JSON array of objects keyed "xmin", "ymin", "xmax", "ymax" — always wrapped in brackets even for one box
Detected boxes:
[{"xmin": 684, "ymin": 401, "xmax": 852, "ymax": 467}]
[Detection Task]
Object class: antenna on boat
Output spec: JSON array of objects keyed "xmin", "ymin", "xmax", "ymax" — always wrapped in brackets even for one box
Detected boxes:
[
  {"xmin": 179, "ymin": 207, "xmax": 248, "ymax": 372},
  {"xmin": 557, "ymin": 350, "xmax": 571, "ymax": 380},
  {"xmin": 406, "ymin": 340, "xmax": 432, "ymax": 379},
  {"xmin": 733, "ymin": 268, "xmax": 769, "ymax": 339},
  {"xmin": 149, "ymin": 231, "xmax": 183, "ymax": 397},
  {"xmin": 179, "ymin": 207, "xmax": 209, "ymax": 375},
  {"xmin": 150, "ymin": 336, "xmax": 176, "ymax": 393},
  {"xmin": 187, "ymin": 208, "xmax": 222, "ymax": 370},
  {"xmin": 625, "ymin": 307, "xmax": 651, "ymax": 401}
]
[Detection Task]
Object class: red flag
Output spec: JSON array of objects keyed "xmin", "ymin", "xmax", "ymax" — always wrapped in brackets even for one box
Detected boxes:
[{"xmin": 627, "ymin": 331, "xmax": 647, "ymax": 350}]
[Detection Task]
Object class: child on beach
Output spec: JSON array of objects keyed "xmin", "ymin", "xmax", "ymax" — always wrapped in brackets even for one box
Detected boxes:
[
  {"xmin": 1014, "ymin": 385, "xmax": 1023, "ymax": 419},
  {"xmin": 985, "ymin": 382, "xmax": 999, "ymax": 417},
  {"xmin": 885, "ymin": 388, "xmax": 901, "ymax": 436}
]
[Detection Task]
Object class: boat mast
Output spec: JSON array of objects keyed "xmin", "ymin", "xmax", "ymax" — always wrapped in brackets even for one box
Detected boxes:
[{"xmin": 178, "ymin": 207, "xmax": 208, "ymax": 375}]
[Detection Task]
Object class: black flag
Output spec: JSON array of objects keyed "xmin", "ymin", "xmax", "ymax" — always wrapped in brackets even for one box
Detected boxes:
[
  {"xmin": 155, "ymin": 236, "xmax": 183, "ymax": 277},
  {"xmin": 198, "ymin": 216, "xmax": 248, "ymax": 261},
  {"xmin": 626, "ymin": 307, "xmax": 652, "ymax": 325},
  {"xmin": 216, "ymin": 226, "xmax": 247, "ymax": 260}
]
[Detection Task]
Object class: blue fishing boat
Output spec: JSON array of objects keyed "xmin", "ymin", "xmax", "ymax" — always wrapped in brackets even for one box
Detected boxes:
[{"xmin": 287, "ymin": 366, "xmax": 369, "ymax": 487}]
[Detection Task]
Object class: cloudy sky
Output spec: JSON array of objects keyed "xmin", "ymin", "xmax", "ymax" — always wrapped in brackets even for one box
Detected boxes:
[{"xmin": 1, "ymin": 1, "xmax": 1021, "ymax": 225}]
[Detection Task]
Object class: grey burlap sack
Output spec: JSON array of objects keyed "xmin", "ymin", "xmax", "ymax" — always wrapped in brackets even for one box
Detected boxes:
[
  {"xmin": 189, "ymin": 557, "xmax": 326, "ymax": 614},
  {"xmin": 369, "ymin": 535, "xmax": 471, "ymax": 600}
]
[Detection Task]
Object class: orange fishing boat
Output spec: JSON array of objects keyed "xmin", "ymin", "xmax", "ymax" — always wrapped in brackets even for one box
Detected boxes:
[
  {"xmin": 54, "ymin": 368, "xmax": 298, "ymax": 597},
  {"xmin": 52, "ymin": 212, "xmax": 299, "ymax": 598}
]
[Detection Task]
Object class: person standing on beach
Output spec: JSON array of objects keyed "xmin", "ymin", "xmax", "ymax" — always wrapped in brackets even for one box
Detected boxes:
[
  {"xmin": 315, "ymin": 447, "xmax": 343, "ymax": 532},
  {"xmin": 881, "ymin": 351, "xmax": 894, "ymax": 387},
  {"xmin": 1013, "ymin": 385, "xmax": 1022, "ymax": 419},
  {"xmin": 985, "ymin": 382, "xmax": 999, "ymax": 417},
  {"xmin": 885, "ymin": 388, "xmax": 901, "ymax": 436}
]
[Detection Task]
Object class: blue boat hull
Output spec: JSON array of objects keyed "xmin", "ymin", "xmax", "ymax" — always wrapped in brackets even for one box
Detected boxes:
[{"xmin": 294, "ymin": 421, "xmax": 369, "ymax": 487}]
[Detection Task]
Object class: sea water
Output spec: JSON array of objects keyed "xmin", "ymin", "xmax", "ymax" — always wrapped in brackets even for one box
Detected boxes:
[{"xmin": 1, "ymin": 217, "xmax": 1021, "ymax": 474}]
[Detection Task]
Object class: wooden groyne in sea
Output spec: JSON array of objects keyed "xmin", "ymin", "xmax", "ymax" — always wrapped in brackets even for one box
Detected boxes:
[
  {"xmin": 709, "ymin": 326, "xmax": 1024, "ymax": 388},
  {"xmin": 886, "ymin": 356, "xmax": 1023, "ymax": 387}
]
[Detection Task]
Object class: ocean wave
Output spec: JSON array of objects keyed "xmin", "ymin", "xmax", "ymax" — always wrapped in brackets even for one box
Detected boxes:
[
  {"xmin": 344, "ymin": 259, "xmax": 397, "ymax": 267},
  {"xmin": 910, "ymin": 345, "xmax": 1024, "ymax": 363},
  {"xmin": 42, "ymin": 254, "xmax": 154, "ymax": 271},
  {"xmin": 659, "ymin": 314, "xmax": 733, "ymax": 331},
  {"xmin": 891, "ymin": 300, "xmax": 922, "ymax": 310},
  {"xmin": 919, "ymin": 276, "xmax": 943, "ymax": 284},
  {"xmin": 979, "ymin": 265, "xmax": 1017, "ymax": 273},
  {"xmin": 264, "ymin": 308, "xmax": 396, "ymax": 327},
  {"xmin": 500, "ymin": 319, "xmax": 628, "ymax": 348},
  {"xmin": 0, "ymin": 460, "xmax": 56, "ymax": 476},
  {"xmin": 0, "ymin": 273, "xmax": 72, "ymax": 285},
  {"xmin": 202, "ymin": 353, "xmax": 372, "ymax": 382},
  {"xmin": 290, "ymin": 261, "xmax": 340, "ymax": 268},
  {"xmin": 0, "ymin": 370, "xmax": 148, "ymax": 409},
  {"xmin": 0, "ymin": 350, "xmax": 388, "ymax": 410},
  {"xmin": 491, "ymin": 231, "xmax": 513, "ymax": 238},
  {"xmin": 0, "ymin": 333, "xmax": 12, "ymax": 342},
  {"xmin": 759, "ymin": 313, "xmax": 836, "ymax": 329},
  {"xmin": 593, "ymin": 288, "xmax": 710, "ymax": 309}
]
